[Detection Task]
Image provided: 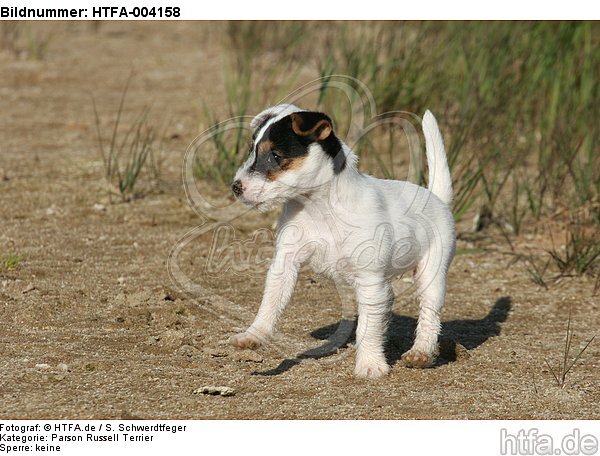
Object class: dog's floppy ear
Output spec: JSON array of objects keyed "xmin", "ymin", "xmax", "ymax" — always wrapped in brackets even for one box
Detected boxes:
[{"xmin": 290, "ymin": 112, "xmax": 333, "ymax": 142}]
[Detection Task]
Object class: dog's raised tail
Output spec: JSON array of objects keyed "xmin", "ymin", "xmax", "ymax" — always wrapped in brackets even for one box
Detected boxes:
[{"xmin": 423, "ymin": 110, "xmax": 453, "ymax": 205}]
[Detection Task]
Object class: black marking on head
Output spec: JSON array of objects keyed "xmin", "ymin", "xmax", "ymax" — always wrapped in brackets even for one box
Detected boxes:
[
  {"xmin": 251, "ymin": 113, "xmax": 276, "ymax": 140},
  {"xmin": 249, "ymin": 111, "xmax": 345, "ymax": 178},
  {"xmin": 320, "ymin": 128, "xmax": 345, "ymax": 174},
  {"xmin": 249, "ymin": 118, "xmax": 309, "ymax": 180}
]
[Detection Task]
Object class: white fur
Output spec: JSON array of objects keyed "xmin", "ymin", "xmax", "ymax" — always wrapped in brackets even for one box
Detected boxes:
[
  {"xmin": 230, "ymin": 105, "xmax": 456, "ymax": 378},
  {"xmin": 423, "ymin": 110, "xmax": 453, "ymax": 205}
]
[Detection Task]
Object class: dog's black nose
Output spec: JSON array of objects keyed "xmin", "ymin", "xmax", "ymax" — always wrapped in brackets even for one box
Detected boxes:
[{"xmin": 232, "ymin": 180, "xmax": 243, "ymax": 197}]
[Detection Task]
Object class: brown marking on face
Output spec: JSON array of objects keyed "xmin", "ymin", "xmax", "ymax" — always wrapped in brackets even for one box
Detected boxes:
[
  {"xmin": 265, "ymin": 155, "xmax": 307, "ymax": 181},
  {"xmin": 257, "ymin": 139, "xmax": 274, "ymax": 155}
]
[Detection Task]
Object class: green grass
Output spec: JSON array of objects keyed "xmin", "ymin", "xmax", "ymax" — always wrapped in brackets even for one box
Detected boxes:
[
  {"xmin": 545, "ymin": 309, "xmax": 596, "ymax": 389},
  {"xmin": 548, "ymin": 212, "xmax": 600, "ymax": 276},
  {"xmin": 2, "ymin": 253, "xmax": 22, "ymax": 271},
  {"xmin": 316, "ymin": 22, "xmax": 599, "ymax": 230},
  {"xmin": 93, "ymin": 77, "xmax": 164, "ymax": 202}
]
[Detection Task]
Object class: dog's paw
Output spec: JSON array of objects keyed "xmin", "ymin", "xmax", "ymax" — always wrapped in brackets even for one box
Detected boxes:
[
  {"xmin": 230, "ymin": 331, "xmax": 263, "ymax": 350},
  {"xmin": 401, "ymin": 349, "xmax": 434, "ymax": 368},
  {"xmin": 354, "ymin": 358, "xmax": 390, "ymax": 379}
]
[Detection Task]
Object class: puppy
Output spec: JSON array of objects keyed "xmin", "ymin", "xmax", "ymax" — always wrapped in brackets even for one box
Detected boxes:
[{"xmin": 230, "ymin": 104, "xmax": 455, "ymax": 378}]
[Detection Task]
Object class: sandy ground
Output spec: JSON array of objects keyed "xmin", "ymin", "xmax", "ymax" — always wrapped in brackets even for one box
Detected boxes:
[{"xmin": 0, "ymin": 22, "xmax": 598, "ymax": 419}]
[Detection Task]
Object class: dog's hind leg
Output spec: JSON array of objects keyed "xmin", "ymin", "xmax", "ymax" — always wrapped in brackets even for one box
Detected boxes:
[
  {"xmin": 402, "ymin": 245, "xmax": 452, "ymax": 368},
  {"xmin": 353, "ymin": 277, "xmax": 393, "ymax": 378}
]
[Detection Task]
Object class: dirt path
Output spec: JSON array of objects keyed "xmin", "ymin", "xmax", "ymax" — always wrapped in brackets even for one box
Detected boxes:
[{"xmin": 0, "ymin": 22, "xmax": 598, "ymax": 419}]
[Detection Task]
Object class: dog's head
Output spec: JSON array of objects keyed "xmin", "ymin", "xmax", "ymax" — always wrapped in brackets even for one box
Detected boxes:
[{"xmin": 232, "ymin": 104, "xmax": 346, "ymax": 210}]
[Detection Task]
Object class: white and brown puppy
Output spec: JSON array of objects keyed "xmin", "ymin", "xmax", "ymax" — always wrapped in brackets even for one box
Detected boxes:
[{"xmin": 230, "ymin": 104, "xmax": 455, "ymax": 378}]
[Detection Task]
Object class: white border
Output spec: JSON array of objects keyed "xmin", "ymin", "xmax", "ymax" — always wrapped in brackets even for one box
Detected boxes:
[
  {"xmin": 2, "ymin": 0, "xmax": 600, "ymax": 19},
  {"xmin": 0, "ymin": 420, "xmax": 598, "ymax": 456}
]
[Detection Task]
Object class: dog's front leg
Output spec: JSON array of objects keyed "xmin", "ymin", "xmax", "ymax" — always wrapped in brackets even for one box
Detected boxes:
[{"xmin": 230, "ymin": 251, "xmax": 299, "ymax": 350}]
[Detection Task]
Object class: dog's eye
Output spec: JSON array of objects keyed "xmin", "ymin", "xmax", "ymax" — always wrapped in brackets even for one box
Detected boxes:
[{"xmin": 271, "ymin": 151, "xmax": 283, "ymax": 163}]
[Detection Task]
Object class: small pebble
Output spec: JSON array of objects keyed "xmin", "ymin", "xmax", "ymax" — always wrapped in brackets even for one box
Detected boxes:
[
  {"xmin": 57, "ymin": 363, "xmax": 69, "ymax": 372},
  {"xmin": 45, "ymin": 205, "xmax": 59, "ymax": 216},
  {"xmin": 35, "ymin": 364, "xmax": 51, "ymax": 370},
  {"xmin": 93, "ymin": 203, "xmax": 106, "ymax": 212},
  {"xmin": 177, "ymin": 345, "xmax": 198, "ymax": 357},
  {"xmin": 117, "ymin": 276, "xmax": 126, "ymax": 286},
  {"xmin": 193, "ymin": 386, "xmax": 235, "ymax": 397},
  {"xmin": 145, "ymin": 336, "xmax": 159, "ymax": 345}
]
